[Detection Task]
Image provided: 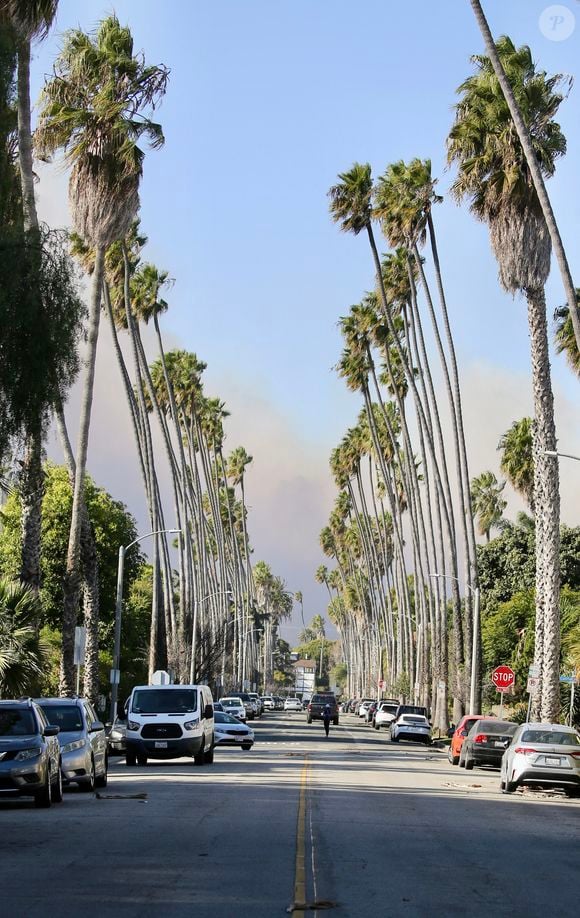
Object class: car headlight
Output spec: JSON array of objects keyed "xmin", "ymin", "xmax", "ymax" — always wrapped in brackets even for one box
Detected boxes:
[
  {"xmin": 127, "ymin": 721, "xmax": 140, "ymax": 732},
  {"xmin": 183, "ymin": 719, "xmax": 199, "ymax": 731},
  {"xmin": 15, "ymin": 747, "xmax": 42, "ymax": 761},
  {"xmin": 61, "ymin": 739, "xmax": 86, "ymax": 754}
]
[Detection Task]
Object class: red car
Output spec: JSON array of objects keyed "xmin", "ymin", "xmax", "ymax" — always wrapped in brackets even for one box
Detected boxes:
[{"xmin": 448, "ymin": 714, "xmax": 484, "ymax": 765}]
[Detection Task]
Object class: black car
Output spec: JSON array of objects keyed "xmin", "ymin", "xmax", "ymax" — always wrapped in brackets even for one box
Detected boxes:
[
  {"xmin": 0, "ymin": 699, "xmax": 63, "ymax": 807},
  {"xmin": 307, "ymin": 694, "xmax": 339, "ymax": 725},
  {"xmin": 460, "ymin": 719, "xmax": 518, "ymax": 770}
]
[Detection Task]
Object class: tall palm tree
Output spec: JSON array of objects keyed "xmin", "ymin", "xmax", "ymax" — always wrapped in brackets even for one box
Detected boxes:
[
  {"xmin": 448, "ymin": 37, "xmax": 563, "ymax": 720},
  {"xmin": 470, "ymin": 471, "xmax": 506, "ymax": 542},
  {"xmin": 35, "ymin": 15, "xmax": 168, "ymax": 693},
  {"xmin": 498, "ymin": 418, "xmax": 535, "ymax": 514},
  {"xmin": 468, "ymin": 0, "xmax": 580, "ymax": 353},
  {"xmin": 3, "ymin": 0, "xmax": 58, "ymax": 592}
]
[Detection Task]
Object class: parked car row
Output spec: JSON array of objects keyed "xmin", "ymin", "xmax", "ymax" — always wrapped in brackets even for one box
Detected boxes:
[
  {"xmin": 343, "ymin": 698, "xmax": 433, "ymax": 745},
  {"xmin": 447, "ymin": 715, "xmax": 580, "ymax": 797},
  {"xmin": 0, "ymin": 696, "xmax": 108, "ymax": 808},
  {"xmin": 260, "ymin": 695, "xmax": 285, "ymax": 711}
]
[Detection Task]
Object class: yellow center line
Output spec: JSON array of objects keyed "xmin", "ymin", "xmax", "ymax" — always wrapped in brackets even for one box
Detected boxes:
[{"xmin": 292, "ymin": 756, "xmax": 309, "ymax": 916}]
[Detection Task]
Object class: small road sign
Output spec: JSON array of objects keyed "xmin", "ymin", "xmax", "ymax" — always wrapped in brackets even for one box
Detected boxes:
[
  {"xmin": 492, "ymin": 665, "xmax": 515, "ymax": 693},
  {"xmin": 528, "ymin": 664, "xmax": 540, "ymax": 678},
  {"xmin": 527, "ymin": 676, "xmax": 540, "ymax": 694},
  {"xmin": 559, "ymin": 675, "xmax": 577, "ymax": 684}
]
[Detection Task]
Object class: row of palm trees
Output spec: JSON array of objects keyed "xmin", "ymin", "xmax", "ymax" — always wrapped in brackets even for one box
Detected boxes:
[
  {"xmin": 319, "ymin": 27, "xmax": 576, "ymax": 725},
  {"xmin": 2, "ymin": 7, "xmax": 290, "ymax": 700}
]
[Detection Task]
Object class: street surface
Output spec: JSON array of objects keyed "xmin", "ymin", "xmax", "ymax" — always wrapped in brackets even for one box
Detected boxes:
[{"xmin": 1, "ymin": 713, "xmax": 578, "ymax": 917}]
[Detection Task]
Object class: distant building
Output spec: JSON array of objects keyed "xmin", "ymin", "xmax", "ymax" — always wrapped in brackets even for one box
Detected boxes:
[{"xmin": 293, "ymin": 659, "xmax": 316, "ymax": 697}]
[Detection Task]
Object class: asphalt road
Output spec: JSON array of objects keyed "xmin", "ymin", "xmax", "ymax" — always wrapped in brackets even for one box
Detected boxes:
[{"xmin": 1, "ymin": 712, "xmax": 579, "ymax": 917}]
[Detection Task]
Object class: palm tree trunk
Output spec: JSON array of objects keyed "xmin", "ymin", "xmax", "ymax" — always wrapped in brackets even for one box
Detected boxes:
[
  {"xmin": 19, "ymin": 421, "xmax": 43, "ymax": 592},
  {"xmin": 469, "ymin": 0, "xmax": 580, "ymax": 353},
  {"xmin": 60, "ymin": 244, "xmax": 105, "ymax": 695},
  {"xmin": 16, "ymin": 38, "xmax": 38, "ymax": 236},
  {"xmin": 526, "ymin": 286, "xmax": 561, "ymax": 722}
]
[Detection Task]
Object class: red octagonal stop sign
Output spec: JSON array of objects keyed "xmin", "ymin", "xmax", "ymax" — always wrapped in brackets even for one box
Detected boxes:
[{"xmin": 492, "ymin": 665, "xmax": 515, "ymax": 693}]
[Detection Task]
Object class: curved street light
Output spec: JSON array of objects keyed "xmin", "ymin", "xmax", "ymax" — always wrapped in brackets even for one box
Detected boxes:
[
  {"xmin": 543, "ymin": 449, "xmax": 580, "ymax": 462},
  {"xmin": 110, "ymin": 528, "xmax": 181, "ymax": 722}
]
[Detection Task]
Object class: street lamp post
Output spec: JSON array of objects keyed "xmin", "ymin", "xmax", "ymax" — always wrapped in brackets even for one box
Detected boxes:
[
  {"xmin": 190, "ymin": 589, "xmax": 233, "ymax": 684},
  {"xmin": 543, "ymin": 449, "xmax": 580, "ymax": 462},
  {"xmin": 109, "ymin": 528, "xmax": 181, "ymax": 723},
  {"xmin": 430, "ymin": 572, "xmax": 481, "ymax": 716}
]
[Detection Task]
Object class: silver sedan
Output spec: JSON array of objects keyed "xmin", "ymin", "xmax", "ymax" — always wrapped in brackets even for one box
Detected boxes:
[{"xmin": 500, "ymin": 723, "xmax": 580, "ymax": 797}]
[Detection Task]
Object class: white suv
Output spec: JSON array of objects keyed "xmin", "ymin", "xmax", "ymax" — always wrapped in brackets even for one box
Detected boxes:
[{"xmin": 284, "ymin": 697, "xmax": 302, "ymax": 712}]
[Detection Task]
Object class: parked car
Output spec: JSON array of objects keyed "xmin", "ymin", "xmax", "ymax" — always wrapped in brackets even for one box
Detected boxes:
[
  {"xmin": 358, "ymin": 700, "xmax": 374, "ymax": 719},
  {"xmin": 284, "ymin": 697, "xmax": 303, "ymax": 712},
  {"xmin": 260, "ymin": 695, "xmax": 275, "ymax": 710},
  {"xmin": 0, "ymin": 699, "xmax": 62, "ymax": 807},
  {"xmin": 391, "ymin": 714, "xmax": 432, "ymax": 745},
  {"xmin": 307, "ymin": 694, "xmax": 339, "ymax": 725},
  {"xmin": 447, "ymin": 714, "xmax": 484, "ymax": 765},
  {"xmin": 248, "ymin": 693, "xmax": 263, "ymax": 717},
  {"xmin": 125, "ymin": 684, "xmax": 215, "ymax": 766},
  {"xmin": 500, "ymin": 723, "xmax": 580, "ymax": 796},
  {"xmin": 459, "ymin": 719, "xmax": 518, "ymax": 771},
  {"xmin": 219, "ymin": 697, "xmax": 246, "ymax": 722},
  {"xmin": 214, "ymin": 711, "xmax": 254, "ymax": 750},
  {"xmin": 36, "ymin": 697, "xmax": 108, "ymax": 791},
  {"xmin": 107, "ymin": 716, "xmax": 127, "ymax": 755},
  {"xmin": 213, "ymin": 702, "xmax": 223, "ymax": 713},
  {"xmin": 393, "ymin": 704, "xmax": 428, "ymax": 723},
  {"xmin": 373, "ymin": 702, "xmax": 399, "ymax": 730},
  {"xmin": 227, "ymin": 692, "xmax": 256, "ymax": 720}
]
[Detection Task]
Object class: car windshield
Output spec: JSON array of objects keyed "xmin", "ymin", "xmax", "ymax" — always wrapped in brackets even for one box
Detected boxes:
[
  {"xmin": 132, "ymin": 689, "xmax": 197, "ymax": 714},
  {"xmin": 222, "ymin": 699, "xmax": 241, "ymax": 707},
  {"xmin": 380, "ymin": 704, "xmax": 398, "ymax": 714},
  {"xmin": 215, "ymin": 712, "xmax": 242, "ymax": 724},
  {"xmin": 0, "ymin": 709, "xmax": 36, "ymax": 736},
  {"xmin": 475, "ymin": 721, "xmax": 518, "ymax": 735},
  {"xmin": 39, "ymin": 704, "xmax": 83, "ymax": 732},
  {"xmin": 521, "ymin": 729, "xmax": 580, "ymax": 746}
]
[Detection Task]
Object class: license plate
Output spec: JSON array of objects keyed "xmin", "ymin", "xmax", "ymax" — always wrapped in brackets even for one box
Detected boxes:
[
  {"xmin": 494, "ymin": 741, "xmax": 505, "ymax": 748},
  {"xmin": 545, "ymin": 756, "xmax": 561, "ymax": 766},
  {"xmin": 155, "ymin": 741, "xmax": 168, "ymax": 749}
]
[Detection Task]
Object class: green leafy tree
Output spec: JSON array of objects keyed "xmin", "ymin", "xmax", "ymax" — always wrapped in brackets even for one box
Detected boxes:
[{"xmin": 0, "ymin": 577, "xmax": 48, "ymax": 695}]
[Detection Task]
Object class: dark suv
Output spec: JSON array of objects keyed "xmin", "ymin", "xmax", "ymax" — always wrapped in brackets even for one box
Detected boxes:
[
  {"xmin": 0, "ymin": 699, "xmax": 62, "ymax": 807},
  {"xmin": 307, "ymin": 694, "xmax": 339, "ymax": 725}
]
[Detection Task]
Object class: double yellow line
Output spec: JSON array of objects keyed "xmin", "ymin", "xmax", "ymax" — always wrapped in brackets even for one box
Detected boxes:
[{"xmin": 292, "ymin": 756, "xmax": 310, "ymax": 917}]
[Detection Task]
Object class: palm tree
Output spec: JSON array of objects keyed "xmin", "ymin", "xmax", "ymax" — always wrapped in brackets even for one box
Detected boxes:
[
  {"xmin": 448, "ymin": 37, "xmax": 563, "ymax": 720},
  {"xmin": 0, "ymin": 577, "xmax": 47, "ymax": 695},
  {"xmin": 554, "ymin": 297, "xmax": 580, "ymax": 378},
  {"xmin": 498, "ymin": 418, "xmax": 535, "ymax": 513},
  {"xmin": 35, "ymin": 15, "xmax": 168, "ymax": 693},
  {"xmin": 3, "ymin": 0, "xmax": 58, "ymax": 593},
  {"xmin": 470, "ymin": 471, "xmax": 506, "ymax": 542},
  {"xmin": 468, "ymin": 0, "xmax": 580, "ymax": 354}
]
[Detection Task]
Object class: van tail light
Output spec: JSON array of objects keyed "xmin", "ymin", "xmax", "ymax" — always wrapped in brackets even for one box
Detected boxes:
[
  {"xmin": 514, "ymin": 747, "xmax": 538, "ymax": 756},
  {"xmin": 474, "ymin": 734, "xmax": 488, "ymax": 744}
]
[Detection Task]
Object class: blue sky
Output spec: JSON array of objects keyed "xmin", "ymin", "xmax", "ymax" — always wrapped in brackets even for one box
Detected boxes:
[{"xmin": 31, "ymin": 1, "xmax": 580, "ymax": 642}]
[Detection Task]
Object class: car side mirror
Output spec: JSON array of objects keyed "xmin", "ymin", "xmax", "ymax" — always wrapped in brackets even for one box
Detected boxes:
[
  {"xmin": 90, "ymin": 721, "xmax": 104, "ymax": 733},
  {"xmin": 460, "ymin": 729, "xmax": 468, "ymax": 737},
  {"xmin": 203, "ymin": 704, "xmax": 213, "ymax": 720},
  {"xmin": 44, "ymin": 726, "xmax": 60, "ymax": 737}
]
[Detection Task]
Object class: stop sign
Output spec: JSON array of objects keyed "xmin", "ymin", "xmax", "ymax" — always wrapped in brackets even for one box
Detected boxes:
[{"xmin": 492, "ymin": 665, "xmax": 515, "ymax": 693}]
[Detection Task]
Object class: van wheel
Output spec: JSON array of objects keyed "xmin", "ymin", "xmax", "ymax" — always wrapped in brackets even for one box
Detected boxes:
[
  {"xmin": 126, "ymin": 750, "xmax": 136, "ymax": 767},
  {"xmin": 136, "ymin": 754, "xmax": 147, "ymax": 766},
  {"xmin": 203, "ymin": 742, "xmax": 214, "ymax": 764},
  {"xmin": 194, "ymin": 739, "xmax": 205, "ymax": 766},
  {"xmin": 52, "ymin": 763, "xmax": 64, "ymax": 802}
]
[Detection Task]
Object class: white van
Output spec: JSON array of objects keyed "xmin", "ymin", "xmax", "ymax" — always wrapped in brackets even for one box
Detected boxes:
[{"xmin": 125, "ymin": 684, "xmax": 215, "ymax": 766}]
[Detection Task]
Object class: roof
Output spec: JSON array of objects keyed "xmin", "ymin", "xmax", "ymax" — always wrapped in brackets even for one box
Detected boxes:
[{"xmin": 293, "ymin": 659, "xmax": 316, "ymax": 669}]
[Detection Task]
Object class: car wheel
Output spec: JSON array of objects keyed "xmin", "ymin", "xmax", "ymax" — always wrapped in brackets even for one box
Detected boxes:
[
  {"xmin": 504, "ymin": 779, "xmax": 518, "ymax": 794},
  {"xmin": 459, "ymin": 755, "xmax": 466, "ymax": 768},
  {"xmin": 374, "ymin": 722, "xmax": 379, "ymax": 730},
  {"xmin": 564, "ymin": 787, "xmax": 580, "ymax": 798},
  {"xmin": 35, "ymin": 768, "xmax": 53, "ymax": 808},
  {"xmin": 465, "ymin": 756, "xmax": 474, "ymax": 771},
  {"xmin": 80, "ymin": 759, "xmax": 95, "ymax": 792},
  {"xmin": 52, "ymin": 763, "xmax": 64, "ymax": 803},
  {"xmin": 95, "ymin": 762, "xmax": 108, "ymax": 788},
  {"xmin": 194, "ymin": 739, "xmax": 205, "ymax": 766},
  {"xmin": 307, "ymin": 716, "xmax": 312, "ymax": 725},
  {"xmin": 125, "ymin": 750, "xmax": 136, "ymax": 767},
  {"xmin": 136, "ymin": 754, "xmax": 148, "ymax": 767},
  {"xmin": 391, "ymin": 735, "xmax": 398, "ymax": 743},
  {"xmin": 241, "ymin": 744, "xmax": 252, "ymax": 751}
]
